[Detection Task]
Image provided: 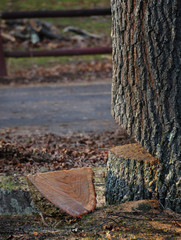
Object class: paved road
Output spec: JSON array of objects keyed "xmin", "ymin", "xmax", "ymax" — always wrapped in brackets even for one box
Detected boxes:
[{"xmin": 0, "ymin": 82, "xmax": 118, "ymax": 135}]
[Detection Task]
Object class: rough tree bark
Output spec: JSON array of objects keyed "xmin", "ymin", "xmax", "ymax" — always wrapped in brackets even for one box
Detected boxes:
[{"xmin": 106, "ymin": 0, "xmax": 181, "ymax": 212}]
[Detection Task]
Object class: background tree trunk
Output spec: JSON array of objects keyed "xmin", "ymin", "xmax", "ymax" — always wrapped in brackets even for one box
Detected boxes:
[{"xmin": 108, "ymin": 0, "xmax": 181, "ymax": 212}]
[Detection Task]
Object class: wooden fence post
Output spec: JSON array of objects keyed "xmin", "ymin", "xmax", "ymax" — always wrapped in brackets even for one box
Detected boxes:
[{"xmin": 0, "ymin": 26, "xmax": 7, "ymax": 77}]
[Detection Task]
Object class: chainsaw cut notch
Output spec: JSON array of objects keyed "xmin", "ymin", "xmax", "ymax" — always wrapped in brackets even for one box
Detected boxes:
[{"xmin": 27, "ymin": 167, "xmax": 96, "ymax": 217}]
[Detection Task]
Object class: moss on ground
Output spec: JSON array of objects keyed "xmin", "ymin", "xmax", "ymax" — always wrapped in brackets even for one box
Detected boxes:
[{"xmin": 0, "ymin": 176, "xmax": 28, "ymax": 190}]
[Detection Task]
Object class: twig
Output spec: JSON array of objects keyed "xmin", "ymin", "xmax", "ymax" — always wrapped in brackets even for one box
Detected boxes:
[
  {"xmin": 107, "ymin": 212, "xmax": 181, "ymax": 222},
  {"xmin": 40, "ymin": 212, "xmax": 48, "ymax": 226},
  {"xmin": 158, "ymin": 200, "xmax": 181, "ymax": 228}
]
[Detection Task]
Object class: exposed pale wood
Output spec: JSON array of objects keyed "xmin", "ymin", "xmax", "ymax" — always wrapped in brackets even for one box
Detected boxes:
[
  {"xmin": 111, "ymin": 143, "xmax": 158, "ymax": 162},
  {"xmin": 27, "ymin": 167, "xmax": 96, "ymax": 218}
]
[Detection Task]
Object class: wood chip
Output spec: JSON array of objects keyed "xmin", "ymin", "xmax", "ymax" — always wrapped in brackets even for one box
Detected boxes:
[{"xmin": 27, "ymin": 167, "xmax": 96, "ymax": 217}]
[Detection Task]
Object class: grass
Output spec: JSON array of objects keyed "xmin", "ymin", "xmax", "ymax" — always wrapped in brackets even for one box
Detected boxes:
[
  {"xmin": 7, "ymin": 55, "xmax": 110, "ymax": 74},
  {"xmin": 1, "ymin": 0, "xmax": 111, "ymax": 74},
  {"xmin": 0, "ymin": 0, "xmax": 111, "ymax": 34},
  {"xmin": 0, "ymin": 0, "xmax": 110, "ymax": 11}
]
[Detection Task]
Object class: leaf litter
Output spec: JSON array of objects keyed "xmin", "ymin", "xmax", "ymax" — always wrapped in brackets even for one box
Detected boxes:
[{"xmin": 0, "ymin": 129, "xmax": 134, "ymax": 176}]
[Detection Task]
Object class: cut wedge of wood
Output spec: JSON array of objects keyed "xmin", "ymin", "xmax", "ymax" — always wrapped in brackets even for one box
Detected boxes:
[{"xmin": 27, "ymin": 167, "xmax": 96, "ymax": 218}]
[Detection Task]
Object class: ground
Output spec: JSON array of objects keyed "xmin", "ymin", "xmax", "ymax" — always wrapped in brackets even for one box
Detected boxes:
[
  {"xmin": 0, "ymin": 130, "xmax": 134, "ymax": 175},
  {"xmin": 0, "ymin": 200, "xmax": 181, "ymax": 239},
  {"xmin": 1, "ymin": 129, "xmax": 181, "ymax": 240}
]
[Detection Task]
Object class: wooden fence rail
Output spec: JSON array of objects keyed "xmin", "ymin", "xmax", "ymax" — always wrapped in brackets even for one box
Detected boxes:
[{"xmin": 0, "ymin": 8, "xmax": 111, "ymax": 77}]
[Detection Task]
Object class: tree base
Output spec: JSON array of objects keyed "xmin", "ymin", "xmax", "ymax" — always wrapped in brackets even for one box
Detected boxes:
[{"xmin": 105, "ymin": 143, "xmax": 158, "ymax": 204}]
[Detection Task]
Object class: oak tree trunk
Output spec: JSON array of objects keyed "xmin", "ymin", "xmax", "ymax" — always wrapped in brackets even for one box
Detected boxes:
[{"xmin": 107, "ymin": 0, "xmax": 181, "ymax": 212}]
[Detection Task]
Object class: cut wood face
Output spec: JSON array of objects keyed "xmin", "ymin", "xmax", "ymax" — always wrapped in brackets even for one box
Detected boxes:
[
  {"xmin": 27, "ymin": 167, "xmax": 96, "ymax": 218},
  {"xmin": 111, "ymin": 143, "xmax": 158, "ymax": 163}
]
